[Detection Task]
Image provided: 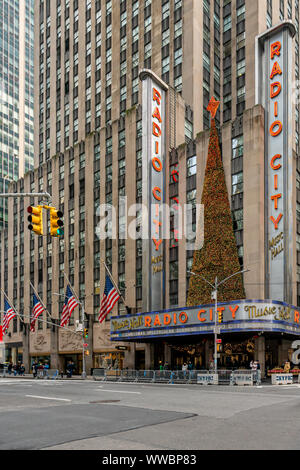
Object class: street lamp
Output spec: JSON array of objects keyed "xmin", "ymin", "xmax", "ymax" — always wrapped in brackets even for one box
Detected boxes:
[{"xmin": 189, "ymin": 268, "xmax": 250, "ymax": 375}]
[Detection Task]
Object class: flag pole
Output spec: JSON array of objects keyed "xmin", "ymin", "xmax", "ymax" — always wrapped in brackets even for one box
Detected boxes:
[
  {"xmin": 1, "ymin": 289, "xmax": 23, "ymax": 323},
  {"xmin": 30, "ymin": 282, "xmax": 53, "ymax": 323},
  {"xmin": 63, "ymin": 272, "xmax": 80, "ymax": 303},
  {"xmin": 1, "ymin": 289, "xmax": 24, "ymax": 335},
  {"xmin": 100, "ymin": 258, "xmax": 127, "ymax": 307}
]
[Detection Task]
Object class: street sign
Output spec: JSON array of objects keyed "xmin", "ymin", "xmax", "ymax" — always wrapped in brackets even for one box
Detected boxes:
[
  {"xmin": 0, "ymin": 326, "xmax": 2, "ymax": 342},
  {"xmin": 214, "ymin": 327, "xmax": 221, "ymax": 335}
]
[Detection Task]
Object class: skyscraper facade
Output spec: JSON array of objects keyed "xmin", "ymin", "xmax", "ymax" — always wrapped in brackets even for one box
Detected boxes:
[
  {"xmin": 1, "ymin": 0, "xmax": 300, "ymax": 375},
  {"xmin": 0, "ymin": 0, "xmax": 34, "ymax": 229}
]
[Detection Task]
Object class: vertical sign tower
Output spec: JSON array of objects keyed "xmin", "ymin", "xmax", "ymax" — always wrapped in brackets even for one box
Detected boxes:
[
  {"xmin": 140, "ymin": 70, "xmax": 168, "ymax": 313},
  {"xmin": 256, "ymin": 22, "xmax": 296, "ymax": 302}
]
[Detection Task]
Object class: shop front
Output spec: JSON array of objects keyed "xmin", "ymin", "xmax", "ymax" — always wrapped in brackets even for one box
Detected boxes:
[
  {"xmin": 5, "ymin": 342, "xmax": 23, "ymax": 364},
  {"xmin": 93, "ymin": 350, "xmax": 125, "ymax": 370},
  {"xmin": 110, "ymin": 300, "xmax": 300, "ymax": 376}
]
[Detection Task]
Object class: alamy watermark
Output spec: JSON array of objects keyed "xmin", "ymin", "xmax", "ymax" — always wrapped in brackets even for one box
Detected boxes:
[{"xmin": 95, "ymin": 198, "xmax": 204, "ymax": 251}]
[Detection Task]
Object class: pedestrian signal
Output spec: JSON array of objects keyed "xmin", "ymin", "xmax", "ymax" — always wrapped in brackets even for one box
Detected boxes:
[
  {"xmin": 27, "ymin": 206, "xmax": 43, "ymax": 236},
  {"xmin": 50, "ymin": 208, "xmax": 64, "ymax": 237}
]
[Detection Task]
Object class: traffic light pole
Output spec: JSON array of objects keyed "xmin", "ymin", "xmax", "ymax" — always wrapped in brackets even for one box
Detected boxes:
[
  {"xmin": 0, "ymin": 192, "xmax": 52, "ymax": 201},
  {"xmin": 81, "ymin": 301, "xmax": 87, "ymax": 380}
]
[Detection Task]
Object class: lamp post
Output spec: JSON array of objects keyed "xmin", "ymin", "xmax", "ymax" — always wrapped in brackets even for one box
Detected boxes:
[{"xmin": 189, "ymin": 268, "xmax": 249, "ymax": 375}]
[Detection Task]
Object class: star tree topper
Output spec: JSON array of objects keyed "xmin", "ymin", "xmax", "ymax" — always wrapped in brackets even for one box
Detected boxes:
[{"xmin": 207, "ymin": 96, "xmax": 220, "ymax": 119}]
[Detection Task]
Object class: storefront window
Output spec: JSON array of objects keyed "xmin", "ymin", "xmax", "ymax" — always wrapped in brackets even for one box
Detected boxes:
[{"xmin": 94, "ymin": 352, "xmax": 124, "ymax": 370}]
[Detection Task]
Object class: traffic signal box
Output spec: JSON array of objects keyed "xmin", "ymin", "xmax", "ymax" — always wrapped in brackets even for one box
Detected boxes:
[
  {"xmin": 83, "ymin": 328, "xmax": 89, "ymax": 339},
  {"xmin": 50, "ymin": 208, "xmax": 64, "ymax": 237},
  {"xmin": 27, "ymin": 206, "xmax": 43, "ymax": 236},
  {"xmin": 218, "ymin": 311, "xmax": 223, "ymax": 324}
]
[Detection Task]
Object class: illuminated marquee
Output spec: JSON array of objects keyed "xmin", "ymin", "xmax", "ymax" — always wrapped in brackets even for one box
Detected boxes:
[
  {"xmin": 140, "ymin": 70, "xmax": 168, "ymax": 312},
  {"xmin": 256, "ymin": 22, "xmax": 295, "ymax": 302},
  {"xmin": 111, "ymin": 300, "xmax": 300, "ymax": 340}
]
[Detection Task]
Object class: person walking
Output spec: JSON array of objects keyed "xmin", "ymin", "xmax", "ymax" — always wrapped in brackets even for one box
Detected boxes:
[
  {"xmin": 43, "ymin": 362, "xmax": 50, "ymax": 379},
  {"xmin": 37, "ymin": 362, "xmax": 44, "ymax": 379},
  {"xmin": 32, "ymin": 361, "xmax": 38, "ymax": 378},
  {"xmin": 182, "ymin": 362, "xmax": 188, "ymax": 372},
  {"xmin": 19, "ymin": 364, "xmax": 25, "ymax": 376},
  {"xmin": 7, "ymin": 362, "xmax": 13, "ymax": 376},
  {"xmin": 66, "ymin": 361, "xmax": 74, "ymax": 378}
]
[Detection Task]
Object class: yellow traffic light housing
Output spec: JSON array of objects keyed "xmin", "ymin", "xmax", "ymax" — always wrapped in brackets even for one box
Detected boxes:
[
  {"xmin": 50, "ymin": 207, "xmax": 64, "ymax": 237},
  {"xmin": 218, "ymin": 311, "xmax": 223, "ymax": 324},
  {"xmin": 27, "ymin": 206, "xmax": 43, "ymax": 236}
]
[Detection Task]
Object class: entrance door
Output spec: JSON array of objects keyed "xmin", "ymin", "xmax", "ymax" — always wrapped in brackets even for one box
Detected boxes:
[{"xmin": 135, "ymin": 350, "xmax": 145, "ymax": 370}]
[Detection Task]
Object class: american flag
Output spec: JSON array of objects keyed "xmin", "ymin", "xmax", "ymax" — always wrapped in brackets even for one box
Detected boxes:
[
  {"xmin": 3, "ymin": 299, "xmax": 16, "ymax": 333},
  {"xmin": 60, "ymin": 285, "xmax": 79, "ymax": 327},
  {"xmin": 98, "ymin": 275, "xmax": 120, "ymax": 324},
  {"xmin": 30, "ymin": 293, "xmax": 44, "ymax": 332}
]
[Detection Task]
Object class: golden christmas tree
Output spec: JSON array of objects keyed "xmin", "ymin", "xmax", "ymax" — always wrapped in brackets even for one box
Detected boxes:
[{"xmin": 187, "ymin": 98, "xmax": 246, "ymax": 306}]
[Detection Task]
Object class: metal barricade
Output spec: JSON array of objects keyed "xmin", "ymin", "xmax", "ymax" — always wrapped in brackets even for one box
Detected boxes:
[
  {"xmin": 217, "ymin": 369, "xmax": 233, "ymax": 384},
  {"xmin": 105, "ymin": 369, "xmax": 122, "ymax": 382},
  {"xmin": 47, "ymin": 369, "xmax": 59, "ymax": 380},
  {"xmin": 169, "ymin": 370, "xmax": 190, "ymax": 384},
  {"xmin": 93, "ymin": 369, "xmax": 106, "ymax": 381},
  {"xmin": 154, "ymin": 370, "xmax": 172, "ymax": 383},
  {"xmin": 189, "ymin": 370, "xmax": 202, "ymax": 384},
  {"xmin": 120, "ymin": 370, "xmax": 137, "ymax": 382},
  {"xmin": 136, "ymin": 370, "xmax": 155, "ymax": 383}
]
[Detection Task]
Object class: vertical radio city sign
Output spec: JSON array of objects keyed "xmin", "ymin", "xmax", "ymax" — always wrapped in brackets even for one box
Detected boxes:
[
  {"xmin": 140, "ymin": 70, "xmax": 168, "ymax": 312},
  {"xmin": 256, "ymin": 22, "xmax": 296, "ymax": 302}
]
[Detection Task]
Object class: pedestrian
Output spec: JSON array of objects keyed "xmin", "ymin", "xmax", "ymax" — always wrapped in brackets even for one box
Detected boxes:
[
  {"xmin": 7, "ymin": 362, "xmax": 13, "ymax": 376},
  {"xmin": 38, "ymin": 362, "xmax": 44, "ymax": 379},
  {"xmin": 43, "ymin": 362, "xmax": 50, "ymax": 378},
  {"xmin": 32, "ymin": 361, "xmax": 38, "ymax": 378},
  {"xmin": 159, "ymin": 361, "xmax": 163, "ymax": 371},
  {"xmin": 163, "ymin": 361, "xmax": 169, "ymax": 370},
  {"xmin": 188, "ymin": 361, "xmax": 193, "ymax": 371},
  {"xmin": 13, "ymin": 364, "xmax": 18, "ymax": 377},
  {"xmin": 182, "ymin": 362, "xmax": 188, "ymax": 371},
  {"xmin": 66, "ymin": 361, "xmax": 74, "ymax": 378},
  {"xmin": 284, "ymin": 361, "xmax": 291, "ymax": 373},
  {"xmin": 19, "ymin": 364, "xmax": 25, "ymax": 376}
]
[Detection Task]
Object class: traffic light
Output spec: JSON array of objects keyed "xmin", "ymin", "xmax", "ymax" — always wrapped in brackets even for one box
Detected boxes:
[
  {"xmin": 218, "ymin": 311, "xmax": 223, "ymax": 324},
  {"xmin": 84, "ymin": 328, "xmax": 88, "ymax": 339},
  {"xmin": 50, "ymin": 207, "xmax": 64, "ymax": 237},
  {"xmin": 28, "ymin": 206, "xmax": 43, "ymax": 236}
]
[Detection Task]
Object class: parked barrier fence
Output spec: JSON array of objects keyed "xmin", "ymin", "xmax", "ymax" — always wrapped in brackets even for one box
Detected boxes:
[{"xmin": 92, "ymin": 368, "xmax": 264, "ymax": 385}]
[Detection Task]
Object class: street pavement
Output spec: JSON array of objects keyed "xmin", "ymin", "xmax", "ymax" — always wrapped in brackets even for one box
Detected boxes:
[{"xmin": 0, "ymin": 376, "xmax": 300, "ymax": 450}]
